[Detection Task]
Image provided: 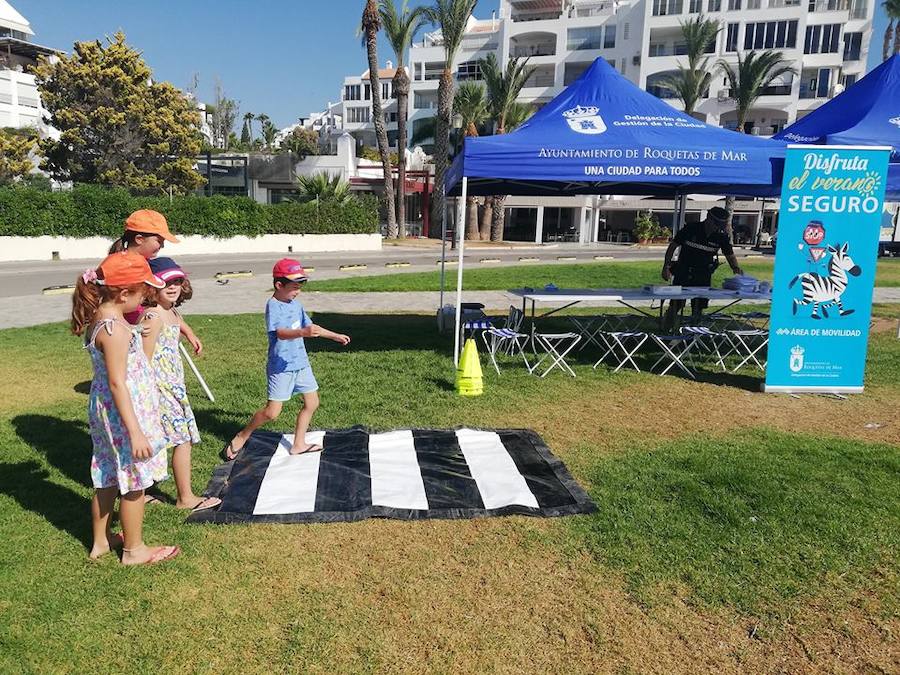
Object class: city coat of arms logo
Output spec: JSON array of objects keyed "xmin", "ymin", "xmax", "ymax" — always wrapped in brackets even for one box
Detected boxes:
[
  {"xmin": 563, "ymin": 105, "xmax": 606, "ymax": 135},
  {"xmin": 789, "ymin": 345, "xmax": 805, "ymax": 372}
]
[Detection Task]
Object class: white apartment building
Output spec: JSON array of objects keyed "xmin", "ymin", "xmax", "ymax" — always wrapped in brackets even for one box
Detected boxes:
[
  {"xmin": 275, "ymin": 101, "xmax": 344, "ymax": 152},
  {"xmin": 406, "ymin": 0, "xmax": 876, "ymax": 243},
  {"xmin": 340, "ymin": 62, "xmax": 402, "ymax": 150},
  {"xmin": 408, "ymin": 0, "xmax": 874, "ymax": 139},
  {"xmin": 0, "ymin": 0, "xmax": 59, "ymax": 133}
]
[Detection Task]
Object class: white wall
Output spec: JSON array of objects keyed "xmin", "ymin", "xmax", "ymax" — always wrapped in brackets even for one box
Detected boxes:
[{"xmin": 0, "ymin": 233, "xmax": 382, "ymax": 262}]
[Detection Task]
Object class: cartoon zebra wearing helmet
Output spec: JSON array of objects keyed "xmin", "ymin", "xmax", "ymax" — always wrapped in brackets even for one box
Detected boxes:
[{"xmin": 789, "ymin": 242, "xmax": 861, "ymax": 319}]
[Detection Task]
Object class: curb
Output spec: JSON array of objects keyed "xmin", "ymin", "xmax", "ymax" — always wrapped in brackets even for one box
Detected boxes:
[
  {"xmin": 42, "ymin": 285, "xmax": 75, "ymax": 296},
  {"xmin": 339, "ymin": 264, "xmax": 368, "ymax": 272},
  {"xmin": 385, "ymin": 262, "xmax": 411, "ymax": 268},
  {"xmin": 518, "ymin": 257, "xmax": 540, "ymax": 262},
  {"xmin": 479, "ymin": 258, "xmax": 501, "ymax": 263},
  {"xmin": 215, "ymin": 270, "xmax": 253, "ymax": 280},
  {"xmin": 557, "ymin": 256, "xmax": 577, "ymax": 261}
]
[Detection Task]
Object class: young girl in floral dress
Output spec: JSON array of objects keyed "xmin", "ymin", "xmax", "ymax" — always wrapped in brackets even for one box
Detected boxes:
[
  {"xmin": 71, "ymin": 251, "xmax": 180, "ymax": 565},
  {"xmin": 140, "ymin": 257, "xmax": 220, "ymax": 512}
]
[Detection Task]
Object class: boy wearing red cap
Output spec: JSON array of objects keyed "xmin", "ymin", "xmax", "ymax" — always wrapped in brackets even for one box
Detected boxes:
[{"xmin": 225, "ymin": 259, "xmax": 350, "ymax": 458}]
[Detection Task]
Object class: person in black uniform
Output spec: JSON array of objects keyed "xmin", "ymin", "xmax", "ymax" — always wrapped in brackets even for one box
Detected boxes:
[{"xmin": 661, "ymin": 206, "xmax": 743, "ymax": 328}]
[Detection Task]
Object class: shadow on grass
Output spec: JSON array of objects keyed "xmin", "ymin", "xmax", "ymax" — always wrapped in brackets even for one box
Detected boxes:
[
  {"xmin": 192, "ymin": 408, "xmax": 244, "ymax": 451},
  {"xmin": 304, "ymin": 313, "xmax": 450, "ymax": 355},
  {"xmin": 73, "ymin": 381, "xmax": 91, "ymax": 395},
  {"xmin": 11, "ymin": 414, "xmax": 91, "ymax": 486},
  {"xmin": 0, "ymin": 460, "xmax": 91, "ymax": 547}
]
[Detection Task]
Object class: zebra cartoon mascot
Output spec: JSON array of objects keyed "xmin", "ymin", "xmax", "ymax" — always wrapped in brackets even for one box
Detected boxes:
[{"xmin": 789, "ymin": 242, "xmax": 861, "ymax": 319}]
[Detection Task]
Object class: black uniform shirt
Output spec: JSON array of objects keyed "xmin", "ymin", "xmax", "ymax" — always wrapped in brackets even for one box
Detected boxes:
[{"xmin": 673, "ymin": 221, "xmax": 733, "ymax": 272}]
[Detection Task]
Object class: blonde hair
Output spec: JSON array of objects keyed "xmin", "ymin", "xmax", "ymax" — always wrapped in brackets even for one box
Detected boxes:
[
  {"xmin": 70, "ymin": 271, "xmax": 145, "ymax": 336},
  {"xmin": 142, "ymin": 277, "xmax": 193, "ymax": 309}
]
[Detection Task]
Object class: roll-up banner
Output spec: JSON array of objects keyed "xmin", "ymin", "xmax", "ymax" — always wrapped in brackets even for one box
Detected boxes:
[{"xmin": 765, "ymin": 145, "xmax": 891, "ymax": 394}]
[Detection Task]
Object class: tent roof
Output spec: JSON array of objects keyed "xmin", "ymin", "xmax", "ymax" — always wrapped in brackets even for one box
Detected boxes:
[
  {"xmin": 775, "ymin": 55, "xmax": 900, "ymax": 159},
  {"xmin": 772, "ymin": 55, "xmax": 900, "ymax": 201},
  {"xmin": 446, "ymin": 57, "xmax": 784, "ymax": 197}
]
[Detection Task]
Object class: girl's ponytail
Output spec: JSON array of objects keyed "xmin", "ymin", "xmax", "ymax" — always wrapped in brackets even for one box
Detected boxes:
[
  {"xmin": 108, "ymin": 230, "xmax": 143, "ymax": 254},
  {"xmin": 108, "ymin": 236, "xmax": 127, "ymax": 254},
  {"xmin": 71, "ymin": 269, "xmax": 102, "ymax": 335}
]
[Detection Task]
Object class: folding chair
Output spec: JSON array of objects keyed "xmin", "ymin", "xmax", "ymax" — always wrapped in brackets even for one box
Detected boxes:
[
  {"xmin": 595, "ymin": 331, "xmax": 649, "ymax": 373},
  {"xmin": 530, "ymin": 332, "xmax": 582, "ymax": 378},
  {"xmin": 680, "ymin": 326, "xmax": 733, "ymax": 372},
  {"xmin": 481, "ymin": 307, "xmax": 530, "ymax": 375},
  {"xmin": 649, "ymin": 334, "xmax": 698, "ymax": 378},
  {"xmin": 568, "ymin": 315, "xmax": 613, "ymax": 353},
  {"xmin": 726, "ymin": 329, "xmax": 769, "ymax": 372},
  {"xmin": 735, "ymin": 311, "xmax": 770, "ymax": 329}
]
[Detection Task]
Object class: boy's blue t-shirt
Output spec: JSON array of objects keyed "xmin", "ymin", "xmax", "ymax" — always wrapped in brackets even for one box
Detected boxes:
[{"xmin": 265, "ymin": 297, "xmax": 313, "ymax": 373}]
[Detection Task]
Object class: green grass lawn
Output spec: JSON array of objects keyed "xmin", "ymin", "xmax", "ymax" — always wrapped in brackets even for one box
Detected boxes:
[
  {"xmin": 309, "ymin": 258, "xmax": 900, "ymax": 292},
  {"xmin": 1, "ymin": 312, "xmax": 898, "ymax": 671}
]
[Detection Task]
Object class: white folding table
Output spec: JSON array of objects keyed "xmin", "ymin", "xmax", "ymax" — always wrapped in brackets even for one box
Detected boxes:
[{"xmin": 507, "ymin": 287, "xmax": 772, "ymax": 329}]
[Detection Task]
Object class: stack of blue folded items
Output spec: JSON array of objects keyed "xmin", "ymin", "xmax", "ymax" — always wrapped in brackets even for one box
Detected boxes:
[{"xmin": 722, "ymin": 275, "xmax": 759, "ymax": 292}]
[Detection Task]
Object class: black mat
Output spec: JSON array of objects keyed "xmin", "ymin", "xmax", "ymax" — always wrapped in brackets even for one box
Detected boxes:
[{"xmin": 188, "ymin": 427, "xmax": 596, "ymax": 524}]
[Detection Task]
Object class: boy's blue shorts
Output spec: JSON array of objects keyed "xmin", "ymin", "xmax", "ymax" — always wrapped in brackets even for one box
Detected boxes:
[{"xmin": 267, "ymin": 367, "xmax": 319, "ymax": 401}]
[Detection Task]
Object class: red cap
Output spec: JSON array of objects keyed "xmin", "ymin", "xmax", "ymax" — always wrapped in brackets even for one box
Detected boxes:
[
  {"xmin": 97, "ymin": 252, "xmax": 165, "ymax": 288},
  {"xmin": 125, "ymin": 209, "xmax": 180, "ymax": 243},
  {"xmin": 272, "ymin": 258, "xmax": 308, "ymax": 281}
]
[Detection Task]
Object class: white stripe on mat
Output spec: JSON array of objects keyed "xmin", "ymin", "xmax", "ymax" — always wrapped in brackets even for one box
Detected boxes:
[
  {"xmin": 455, "ymin": 428, "xmax": 539, "ymax": 510},
  {"xmin": 368, "ymin": 429, "xmax": 429, "ymax": 510},
  {"xmin": 253, "ymin": 431, "xmax": 326, "ymax": 514}
]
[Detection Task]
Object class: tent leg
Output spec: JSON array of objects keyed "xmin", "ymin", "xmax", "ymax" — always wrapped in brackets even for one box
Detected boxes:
[
  {"xmin": 673, "ymin": 194, "xmax": 686, "ymax": 236},
  {"xmin": 438, "ymin": 198, "xmax": 448, "ymax": 317},
  {"xmin": 453, "ymin": 178, "xmax": 468, "ymax": 367}
]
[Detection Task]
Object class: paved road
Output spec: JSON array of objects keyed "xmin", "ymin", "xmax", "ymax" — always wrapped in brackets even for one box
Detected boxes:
[
  {"xmin": 0, "ymin": 241, "xmax": 778, "ymax": 329},
  {"xmin": 0, "ymin": 242, "xmax": 767, "ymax": 299}
]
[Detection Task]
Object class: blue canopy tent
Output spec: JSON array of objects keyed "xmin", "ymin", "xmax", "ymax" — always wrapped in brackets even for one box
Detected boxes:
[
  {"xmin": 774, "ymin": 54, "xmax": 900, "ymax": 201},
  {"xmin": 443, "ymin": 57, "xmax": 786, "ymax": 363}
]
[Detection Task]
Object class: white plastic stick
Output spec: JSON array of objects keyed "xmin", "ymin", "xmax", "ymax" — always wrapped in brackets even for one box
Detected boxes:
[{"xmin": 179, "ymin": 342, "xmax": 215, "ymax": 402}]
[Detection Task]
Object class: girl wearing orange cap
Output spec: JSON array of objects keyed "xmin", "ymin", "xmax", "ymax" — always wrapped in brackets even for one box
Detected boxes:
[
  {"xmin": 110, "ymin": 209, "xmax": 204, "ymax": 357},
  {"xmin": 72, "ymin": 251, "xmax": 180, "ymax": 566}
]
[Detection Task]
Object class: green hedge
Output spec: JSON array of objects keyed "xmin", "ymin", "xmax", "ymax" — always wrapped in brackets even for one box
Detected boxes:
[{"xmin": 0, "ymin": 184, "xmax": 379, "ymax": 238}]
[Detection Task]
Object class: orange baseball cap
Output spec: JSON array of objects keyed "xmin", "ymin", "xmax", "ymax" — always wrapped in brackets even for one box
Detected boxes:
[
  {"xmin": 97, "ymin": 251, "xmax": 165, "ymax": 288},
  {"xmin": 125, "ymin": 209, "xmax": 180, "ymax": 243}
]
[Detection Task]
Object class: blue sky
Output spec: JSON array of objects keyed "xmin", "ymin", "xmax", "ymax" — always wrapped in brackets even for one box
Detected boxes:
[
  {"xmin": 14, "ymin": 1, "xmax": 890, "ymax": 129},
  {"xmin": 14, "ymin": 0, "xmax": 494, "ymax": 128}
]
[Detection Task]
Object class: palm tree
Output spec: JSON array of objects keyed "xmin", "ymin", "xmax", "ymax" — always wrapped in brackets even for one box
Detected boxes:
[
  {"xmin": 453, "ymin": 81, "xmax": 488, "ymax": 239},
  {"xmin": 262, "ymin": 119, "xmax": 278, "ymax": 149},
  {"xmin": 717, "ymin": 50, "xmax": 795, "ymax": 233},
  {"xmin": 887, "ymin": 0, "xmax": 900, "ymax": 58},
  {"xmin": 480, "ymin": 52, "xmax": 536, "ymax": 241},
  {"xmin": 362, "ymin": 0, "xmax": 398, "ymax": 238},
  {"xmin": 476, "ymin": 101, "xmax": 532, "ymax": 240},
  {"xmin": 659, "ymin": 16, "xmax": 721, "ymax": 116},
  {"xmin": 293, "ymin": 172, "xmax": 353, "ymax": 205},
  {"xmin": 423, "ymin": 0, "xmax": 478, "ymax": 234},
  {"xmin": 380, "ymin": 0, "xmax": 427, "ymax": 239},
  {"xmin": 504, "ymin": 101, "xmax": 534, "ymax": 132},
  {"xmin": 256, "ymin": 113, "xmax": 275, "ymax": 149}
]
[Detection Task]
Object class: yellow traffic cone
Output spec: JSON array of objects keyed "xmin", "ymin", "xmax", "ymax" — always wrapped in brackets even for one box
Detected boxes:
[{"xmin": 456, "ymin": 338, "xmax": 484, "ymax": 397}]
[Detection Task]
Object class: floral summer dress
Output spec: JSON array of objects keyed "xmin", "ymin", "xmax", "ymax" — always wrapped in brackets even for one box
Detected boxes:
[
  {"xmin": 86, "ymin": 318, "xmax": 169, "ymax": 493},
  {"xmin": 145, "ymin": 310, "xmax": 201, "ymax": 447}
]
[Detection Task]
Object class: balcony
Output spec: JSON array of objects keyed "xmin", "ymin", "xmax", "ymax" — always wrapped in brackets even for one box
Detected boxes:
[
  {"xmin": 510, "ymin": 31, "xmax": 557, "ymax": 58},
  {"xmin": 568, "ymin": 2, "xmax": 616, "ymax": 17},
  {"xmin": 809, "ymin": 0, "xmax": 849, "ymax": 10},
  {"xmin": 648, "ymin": 42, "xmax": 689, "ymax": 57},
  {"xmin": 523, "ymin": 65, "xmax": 556, "ymax": 89}
]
